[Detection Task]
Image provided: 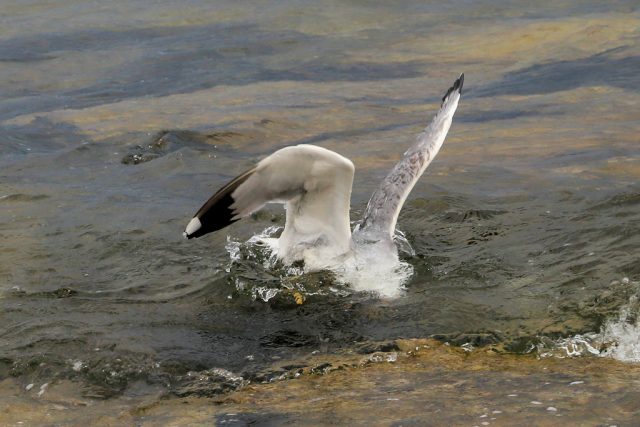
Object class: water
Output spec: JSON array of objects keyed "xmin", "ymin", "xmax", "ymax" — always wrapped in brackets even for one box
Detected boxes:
[{"xmin": 1, "ymin": 0, "xmax": 639, "ymax": 423}]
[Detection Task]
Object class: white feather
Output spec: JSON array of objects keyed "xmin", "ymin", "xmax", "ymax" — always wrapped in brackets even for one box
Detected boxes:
[
  {"xmin": 230, "ymin": 144, "xmax": 355, "ymax": 266},
  {"xmin": 186, "ymin": 75, "xmax": 463, "ymax": 295},
  {"xmin": 357, "ymin": 77, "xmax": 462, "ymax": 238}
]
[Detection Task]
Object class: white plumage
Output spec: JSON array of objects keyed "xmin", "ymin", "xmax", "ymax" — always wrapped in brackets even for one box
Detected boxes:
[
  {"xmin": 184, "ymin": 74, "xmax": 464, "ymax": 292},
  {"xmin": 232, "ymin": 145, "xmax": 355, "ymax": 268}
]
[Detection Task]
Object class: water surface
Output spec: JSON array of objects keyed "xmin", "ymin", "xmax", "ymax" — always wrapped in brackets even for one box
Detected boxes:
[{"xmin": 1, "ymin": 0, "xmax": 639, "ymax": 423}]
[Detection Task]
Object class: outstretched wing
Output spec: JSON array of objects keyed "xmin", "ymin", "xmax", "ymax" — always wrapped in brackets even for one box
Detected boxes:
[
  {"xmin": 184, "ymin": 144, "xmax": 355, "ymax": 240},
  {"xmin": 357, "ymin": 74, "xmax": 464, "ymax": 238}
]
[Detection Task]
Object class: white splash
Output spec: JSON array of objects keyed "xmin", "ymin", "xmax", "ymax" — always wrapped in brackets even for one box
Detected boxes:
[
  {"xmin": 336, "ymin": 229, "xmax": 414, "ymax": 298},
  {"xmin": 224, "ymin": 227, "xmax": 415, "ymax": 299},
  {"xmin": 537, "ymin": 333, "xmax": 601, "ymax": 359},
  {"xmin": 253, "ymin": 287, "xmax": 280, "ymax": 302},
  {"xmin": 37, "ymin": 383, "xmax": 49, "ymax": 397},
  {"xmin": 599, "ymin": 292, "xmax": 640, "ymax": 362},
  {"xmin": 538, "ymin": 278, "xmax": 640, "ymax": 363},
  {"xmin": 210, "ymin": 367, "xmax": 246, "ymax": 384},
  {"xmin": 331, "ymin": 247, "xmax": 413, "ymax": 298}
]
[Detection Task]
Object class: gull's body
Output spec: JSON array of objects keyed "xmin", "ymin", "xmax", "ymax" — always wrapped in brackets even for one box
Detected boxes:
[{"xmin": 185, "ymin": 75, "xmax": 464, "ymax": 280}]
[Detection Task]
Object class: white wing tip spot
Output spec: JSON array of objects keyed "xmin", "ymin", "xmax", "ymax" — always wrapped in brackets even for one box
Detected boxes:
[{"xmin": 184, "ymin": 217, "xmax": 202, "ymax": 238}]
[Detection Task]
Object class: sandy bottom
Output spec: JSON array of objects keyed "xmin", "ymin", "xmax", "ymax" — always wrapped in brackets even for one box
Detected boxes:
[{"xmin": 2, "ymin": 340, "xmax": 638, "ymax": 426}]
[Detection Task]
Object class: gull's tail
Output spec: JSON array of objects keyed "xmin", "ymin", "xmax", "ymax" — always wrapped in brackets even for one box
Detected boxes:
[{"xmin": 356, "ymin": 74, "xmax": 464, "ymax": 238}]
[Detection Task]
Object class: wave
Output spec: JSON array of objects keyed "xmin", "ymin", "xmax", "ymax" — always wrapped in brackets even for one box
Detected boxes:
[{"xmin": 537, "ymin": 277, "xmax": 640, "ymax": 363}]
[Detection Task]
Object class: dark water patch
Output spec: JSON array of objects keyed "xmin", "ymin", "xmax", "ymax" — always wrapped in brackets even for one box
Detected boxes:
[
  {"xmin": 589, "ymin": 191, "xmax": 640, "ymax": 210},
  {"xmin": 285, "ymin": 119, "xmax": 420, "ymax": 151},
  {"xmin": 7, "ymin": 286, "xmax": 80, "ymax": 299},
  {"xmin": 0, "ymin": 23, "xmax": 305, "ymax": 119},
  {"xmin": 536, "ymin": 146, "xmax": 633, "ymax": 172},
  {"xmin": 406, "ymin": 185, "xmax": 639, "ymax": 329},
  {"xmin": 458, "ymin": 108, "xmax": 554, "ymax": 123},
  {"xmin": 215, "ymin": 412, "xmax": 292, "ymax": 426},
  {"xmin": 71, "ymin": 56, "xmax": 424, "ymax": 114},
  {"xmin": 430, "ymin": 331, "xmax": 505, "ymax": 347},
  {"xmin": 0, "ymin": 96, "xmax": 69, "ymax": 123},
  {"xmin": 1, "ymin": 181, "xmax": 638, "ymax": 399},
  {"xmin": 258, "ymin": 59, "xmax": 424, "ymax": 83},
  {"xmin": 0, "ymin": 23, "xmax": 427, "ymax": 121},
  {"xmin": 0, "ymin": 289, "xmax": 382, "ymax": 399},
  {"xmin": 0, "ymin": 117, "xmax": 88, "ymax": 157},
  {"xmin": 621, "ymin": 260, "xmax": 640, "ymax": 277},
  {"xmin": 0, "ymin": 22, "xmax": 306, "ymax": 63},
  {"xmin": 4, "ymin": 347, "xmax": 167, "ymax": 399},
  {"xmin": 440, "ymin": 208, "xmax": 506, "ymax": 223},
  {"xmin": 0, "ymin": 194, "xmax": 49, "ymax": 202},
  {"xmin": 121, "ymin": 129, "xmax": 246, "ymax": 165},
  {"xmin": 50, "ymin": 287, "xmax": 77, "ymax": 298},
  {"xmin": 475, "ymin": 50, "xmax": 640, "ymax": 97},
  {"xmin": 0, "ymin": 27, "xmax": 188, "ymax": 62},
  {"xmin": 0, "ymin": 55, "xmax": 55, "ymax": 63},
  {"xmin": 260, "ymin": 330, "xmax": 318, "ymax": 349},
  {"xmin": 355, "ymin": 341, "xmax": 401, "ymax": 354},
  {"xmin": 406, "ymin": 0, "xmax": 639, "ymax": 19}
]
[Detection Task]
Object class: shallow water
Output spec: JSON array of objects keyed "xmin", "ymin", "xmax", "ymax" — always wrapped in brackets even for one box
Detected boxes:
[
  {"xmin": 3, "ymin": 340, "xmax": 640, "ymax": 426},
  {"xmin": 1, "ymin": 0, "xmax": 639, "ymax": 422}
]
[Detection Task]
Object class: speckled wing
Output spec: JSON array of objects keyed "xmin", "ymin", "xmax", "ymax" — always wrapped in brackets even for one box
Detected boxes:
[{"xmin": 357, "ymin": 74, "xmax": 464, "ymax": 238}]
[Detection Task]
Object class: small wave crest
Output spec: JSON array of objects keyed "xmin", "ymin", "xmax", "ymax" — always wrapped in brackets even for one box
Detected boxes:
[
  {"xmin": 600, "ymin": 285, "xmax": 640, "ymax": 362},
  {"xmin": 538, "ymin": 277, "xmax": 640, "ymax": 362}
]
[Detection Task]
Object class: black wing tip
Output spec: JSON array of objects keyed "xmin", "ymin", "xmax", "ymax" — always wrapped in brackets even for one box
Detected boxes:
[
  {"xmin": 185, "ymin": 203, "xmax": 239, "ymax": 239},
  {"xmin": 455, "ymin": 73, "xmax": 464, "ymax": 92},
  {"xmin": 441, "ymin": 73, "xmax": 465, "ymax": 104},
  {"xmin": 185, "ymin": 168, "xmax": 255, "ymax": 239},
  {"xmin": 183, "ymin": 229, "xmax": 200, "ymax": 239}
]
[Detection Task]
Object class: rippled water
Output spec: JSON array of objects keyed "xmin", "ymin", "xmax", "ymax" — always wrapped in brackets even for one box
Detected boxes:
[{"xmin": 1, "ymin": 0, "xmax": 639, "ymax": 420}]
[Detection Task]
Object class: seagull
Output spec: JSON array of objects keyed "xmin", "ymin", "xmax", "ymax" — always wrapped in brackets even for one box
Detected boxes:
[{"xmin": 184, "ymin": 74, "xmax": 463, "ymax": 277}]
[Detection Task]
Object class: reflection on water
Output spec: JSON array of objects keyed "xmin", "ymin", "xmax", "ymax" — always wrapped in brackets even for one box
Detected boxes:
[{"xmin": 0, "ymin": 0, "xmax": 639, "ymax": 423}]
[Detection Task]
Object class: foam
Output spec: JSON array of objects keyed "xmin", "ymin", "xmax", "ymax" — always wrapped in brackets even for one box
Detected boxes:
[
  {"xmin": 600, "ymin": 292, "xmax": 640, "ymax": 362},
  {"xmin": 538, "ymin": 278, "xmax": 640, "ymax": 363},
  {"xmin": 224, "ymin": 227, "xmax": 415, "ymax": 299}
]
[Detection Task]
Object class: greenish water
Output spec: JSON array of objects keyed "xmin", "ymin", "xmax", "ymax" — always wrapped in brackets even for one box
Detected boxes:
[{"xmin": 0, "ymin": 1, "xmax": 639, "ymax": 423}]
